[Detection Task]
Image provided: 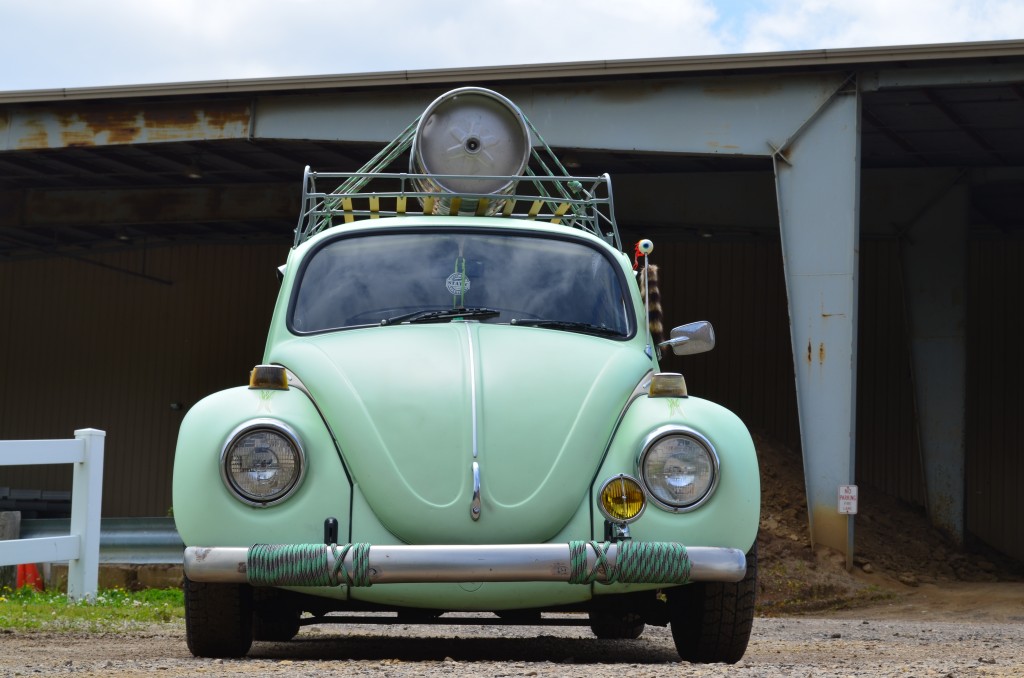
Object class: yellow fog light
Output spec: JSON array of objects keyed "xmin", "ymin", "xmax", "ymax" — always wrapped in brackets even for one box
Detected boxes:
[{"xmin": 598, "ymin": 474, "xmax": 646, "ymax": 523}]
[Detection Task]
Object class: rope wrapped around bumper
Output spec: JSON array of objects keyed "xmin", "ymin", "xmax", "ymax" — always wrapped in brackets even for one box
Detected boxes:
[
  {"xmin": 249, "ymin": 543, "xmax": 372, "ymax": 587},
  {"xmin": 568, "ymin": 540, "xmax": 691, "ymax": 585},
  {"xmin": 185, "ymin": 541, "xmax": 743, "ymax": 586}
]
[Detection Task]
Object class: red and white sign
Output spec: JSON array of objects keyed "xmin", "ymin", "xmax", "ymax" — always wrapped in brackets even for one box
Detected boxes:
[{"xmin": 838, "ymin": 485, "xmax": 858, "ymax": 515}]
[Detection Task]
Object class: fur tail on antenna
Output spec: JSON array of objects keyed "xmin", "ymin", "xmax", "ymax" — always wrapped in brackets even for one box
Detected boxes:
[{"xmin": 639, "ymin": 264, "xmax": 664, "ymax": 347}]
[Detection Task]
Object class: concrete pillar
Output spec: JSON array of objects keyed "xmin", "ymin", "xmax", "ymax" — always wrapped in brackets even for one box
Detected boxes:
[
  {"xmin": 901, "ymin": 183, "xmax": 968, "ymax": 543},
  {"xmin": 774, "ymin": 85, "xmax": 861, "ymax": 566}
]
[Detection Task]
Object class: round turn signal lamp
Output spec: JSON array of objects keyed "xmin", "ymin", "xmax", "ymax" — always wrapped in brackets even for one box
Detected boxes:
[{"xmin": 598, "ymin": 474, "xmax": 646, "ymax": 523}]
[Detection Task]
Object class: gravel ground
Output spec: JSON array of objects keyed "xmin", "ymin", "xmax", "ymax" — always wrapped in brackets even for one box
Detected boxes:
[
  {"xmin": 6, "ymin": 435, "xmax": 1022, "ymax": 676},
  {"xmin": 2, "ymin": 606, "xmax": 1022, "ymax": 678}
]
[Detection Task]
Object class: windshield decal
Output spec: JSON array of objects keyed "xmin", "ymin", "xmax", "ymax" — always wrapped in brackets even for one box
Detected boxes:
[{"xmin": 447, "ymin": 256, "xmax": 470, "ymax": 306}]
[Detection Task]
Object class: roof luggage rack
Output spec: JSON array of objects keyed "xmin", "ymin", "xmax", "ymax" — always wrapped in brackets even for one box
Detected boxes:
[{"xmin": 294, "ymin": 88, "xmax": 621, "ymax": 251}]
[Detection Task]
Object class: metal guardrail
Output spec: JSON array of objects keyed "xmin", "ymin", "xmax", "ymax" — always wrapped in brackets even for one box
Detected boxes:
[{"xmin": 21, "ymin": 517, "xmax": 184, "ymax": 565}]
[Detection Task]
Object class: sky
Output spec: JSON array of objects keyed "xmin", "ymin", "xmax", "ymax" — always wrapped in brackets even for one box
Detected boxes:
[{"xmin": 1, "ymin": 0, "xmax": 1022, "ymax": 92}]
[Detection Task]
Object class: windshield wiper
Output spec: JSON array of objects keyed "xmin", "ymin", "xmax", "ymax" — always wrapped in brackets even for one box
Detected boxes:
[
  {"xmin": 382, "ymin": 307, "xmax": 501, "ymax": 326},
  {"xmin": 510, "ymin": 318, "xmax": 623, "ymax": 337}
]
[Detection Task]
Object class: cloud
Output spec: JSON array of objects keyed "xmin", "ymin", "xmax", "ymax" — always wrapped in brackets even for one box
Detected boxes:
[
  {"xmin": 739, "ymin": 0, "xmax": 1024, "ymax": 53},
  {"xmin": 1, "ymin": 0, "xmax": 728, "ymax": 90},
  {"xmin": 0, "ymin": 0, "xmax": 1020, "ymax": 91}
]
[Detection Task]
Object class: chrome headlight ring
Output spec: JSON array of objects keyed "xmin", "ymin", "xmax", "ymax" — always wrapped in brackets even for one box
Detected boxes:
[
  {"xmin": 219, "ymin": 419, "xmax": 307, "ymax": 507},
  {"xmin": 638, "ymin": 425, "xmax": 720, "ymax": 513}
]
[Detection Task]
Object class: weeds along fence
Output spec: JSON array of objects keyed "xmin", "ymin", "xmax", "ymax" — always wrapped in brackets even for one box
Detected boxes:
[{"xmin": 0, "ymin": 429, "xmax": 105, "ymax": 600}]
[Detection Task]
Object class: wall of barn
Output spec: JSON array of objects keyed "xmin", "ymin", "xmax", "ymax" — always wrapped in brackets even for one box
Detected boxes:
[
  {"xmin": 652, "ymin": 238, "xmax": 800, "ymax": 449},
  {"xmin": 649, "ymin": 236, "xmax": 923, "ymax": 507},
  {"xmin": 0, "ymin": 181, "xmax": 943, "ymax": 522},
  {"xmin": 1, "ymin": 181, "xmax": 1019, "ymax": 565},
  {"xmin": 967, "ymin": 237, "xmax": 1024, "ymax": 562},
  {"xmin": 655, "ymin": 234, "xmax": 1024, "ymax": 564},
  {"xmin": 0, "ymin": 242, "xmax": 288, "ymax": 517}
]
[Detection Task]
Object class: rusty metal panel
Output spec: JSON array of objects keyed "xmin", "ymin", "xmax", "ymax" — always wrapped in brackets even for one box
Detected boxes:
[
  {"xmin": 0, "ymin": 243, "xmax": 286, "ymax": 517},
  {"xmin": 1, "ymin": 99, "xmax": 251, "ymax": 151},
  {"xmin": 967, "ymin": 238, "xmax": 1024, "ymax": 563},
  {"xmin": 254, "ymin": 74, "xmax": 852, "ymax": 157}
]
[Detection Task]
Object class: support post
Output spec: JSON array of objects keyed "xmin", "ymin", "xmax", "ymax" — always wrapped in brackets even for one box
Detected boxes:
[
  {"xmin": 774, "ymin": 82, "xmax": 861, "ymax": 568},
  {"xmin": 68, "ymin": 429, "xmax": 105, "ymax": 601}
]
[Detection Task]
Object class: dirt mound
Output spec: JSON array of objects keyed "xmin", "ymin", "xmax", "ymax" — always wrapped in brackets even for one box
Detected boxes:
[{"xmin": 752, "ymin": 431, "xmax": 1024, "ymax": 616}]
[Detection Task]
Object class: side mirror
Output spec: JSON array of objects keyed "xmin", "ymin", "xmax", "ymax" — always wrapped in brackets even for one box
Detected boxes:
[{"xmin": 659, "ymin": 321, "xmax": 715, "ymax": 356}]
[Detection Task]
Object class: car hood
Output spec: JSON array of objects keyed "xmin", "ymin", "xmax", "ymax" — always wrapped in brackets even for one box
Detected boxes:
[{"xmin": 268, "ymin": 322, "xmax": 650, "ymax": 544}]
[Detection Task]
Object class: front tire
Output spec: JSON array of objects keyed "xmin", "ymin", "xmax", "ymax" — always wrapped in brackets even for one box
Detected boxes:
[
  {"xmin": 667, "ymin": 544, "xmax": 757, "ymax": 664},
  {"xmin": 184, "ymin": 576, "xmax": 254, "ymax": 658}
]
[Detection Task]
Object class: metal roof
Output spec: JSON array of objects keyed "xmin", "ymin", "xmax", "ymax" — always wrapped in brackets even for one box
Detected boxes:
[
  {"xmin": 3, "ymin": 39, "xmax": 1023, "ymax": 104},
  {"xmin": 1, "ymin": 40, "xmax": 1023, "ymax": 260}
]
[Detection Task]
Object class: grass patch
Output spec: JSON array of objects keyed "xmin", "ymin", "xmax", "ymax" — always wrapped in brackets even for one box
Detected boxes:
[{"xmin": 0, "ymin": 585, "xmax": 184, "ymax": 632}]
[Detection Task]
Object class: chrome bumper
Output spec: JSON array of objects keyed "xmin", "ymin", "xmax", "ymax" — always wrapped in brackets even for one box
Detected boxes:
[{"xmin": 183, "ymin": 542, "xmax": 748, "ymax": 586}]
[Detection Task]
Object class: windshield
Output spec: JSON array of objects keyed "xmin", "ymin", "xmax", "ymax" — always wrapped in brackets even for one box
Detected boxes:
[{"xmin": 290, "ymin": 230, "xmax": 633, "ymax": 337}]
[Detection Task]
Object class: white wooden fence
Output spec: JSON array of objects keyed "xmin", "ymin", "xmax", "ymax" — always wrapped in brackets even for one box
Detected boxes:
[{"xmin": 0, "ymin": 429, "xmax": 105, "ymax": 600}]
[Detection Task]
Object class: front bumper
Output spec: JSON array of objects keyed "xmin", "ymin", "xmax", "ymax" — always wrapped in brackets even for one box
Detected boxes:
[{"xmin": 184, "ymin": 541, "xmax": 747, "ymax": 587}]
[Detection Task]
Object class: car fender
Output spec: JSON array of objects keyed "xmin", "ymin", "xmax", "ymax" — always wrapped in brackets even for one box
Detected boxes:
[
  {"xmin": 593, "ymin": 394, "xmax": 760, "ymax": 553},
  {"xmin": 172, "ymin": 386, "xmax": 350, "ymax": 549}
]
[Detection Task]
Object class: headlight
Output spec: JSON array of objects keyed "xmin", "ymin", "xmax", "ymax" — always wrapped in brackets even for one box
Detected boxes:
[
  {"xmin": 639, "ymin": 426, "xmax": 719, "ymax": 512},
  {"xmin": 220, "ymin": 420, "xmax": 306, "ymax": 506}
]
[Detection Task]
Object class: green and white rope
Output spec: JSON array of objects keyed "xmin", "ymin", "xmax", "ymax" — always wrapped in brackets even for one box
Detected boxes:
[
  {"xmin": 247, "ymin": 543, "xmax": 372, "ymax": 587},
  {"xmin": 568, "ymin": 540, "xmax": 692, "ymax": 585},
  {"xmin": 247, "ymin": 540, "xmax": 691, "ymax": 588},
  {"xmin": 330, "ymin": 542, "xmax": 372, "ymax": 587}
]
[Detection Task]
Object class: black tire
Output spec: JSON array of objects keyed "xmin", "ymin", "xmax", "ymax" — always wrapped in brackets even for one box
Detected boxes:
[
  {"xmin": 184, "ymin": 576, "xmax": 254, "ymax": 658},
  {"xmin": 667, "ymin": 544, "xmax": 757, "ymax": 664},
  {"xmin": 589, "ymin": 610, "xmax": 646, "ymax": 639}
]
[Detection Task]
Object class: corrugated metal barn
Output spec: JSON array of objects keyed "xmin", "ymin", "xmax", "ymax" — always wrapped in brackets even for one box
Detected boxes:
[{"xmin": 1, "ymin": 41, "xmax": 1022, "ymax": 564}]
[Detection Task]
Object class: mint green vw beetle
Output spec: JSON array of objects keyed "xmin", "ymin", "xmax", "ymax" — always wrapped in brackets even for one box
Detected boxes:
[{"xmin": 173, "ymin": 88, "xmax": 760, "ymax": 663}]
